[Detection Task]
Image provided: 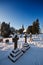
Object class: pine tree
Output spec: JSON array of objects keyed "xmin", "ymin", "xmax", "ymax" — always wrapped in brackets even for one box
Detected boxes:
[{"xmin": 1, "ymin": 22, "xmax": 11, "ymax": 37}]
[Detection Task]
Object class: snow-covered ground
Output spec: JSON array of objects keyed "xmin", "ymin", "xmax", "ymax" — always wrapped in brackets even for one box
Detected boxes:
[{"xmin": 0, "ymin": 34, "xmax": 43, "ymax": 65}]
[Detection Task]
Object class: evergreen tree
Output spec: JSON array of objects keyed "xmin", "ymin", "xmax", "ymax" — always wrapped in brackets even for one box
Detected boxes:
[
  {"xmin": 26, "ymin": 25, "xmax": 32, "ymax": 34},
  {"xmin": 26, "ymin": 19, "xmax": 40, "ymax": 34},
  {"xmin": 32, "ymin": 19, "xmax": 40, "ymax": 34},
  {"xmin": 1, "ymin": 22, "xmax": 11, "ymax": 37},
  {"xmin": 18, "ymin": 25, "xmax": 24, "ymax": 34}
]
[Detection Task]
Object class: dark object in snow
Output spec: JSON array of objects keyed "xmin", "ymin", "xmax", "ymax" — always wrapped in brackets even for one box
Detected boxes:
[
  {"xmin": 0, "ymin": 38, "xmax": 3, "ymax": 42},
  {"xmin": 5, "ymin": 39, "xmax": 9, "ymax": 43}
]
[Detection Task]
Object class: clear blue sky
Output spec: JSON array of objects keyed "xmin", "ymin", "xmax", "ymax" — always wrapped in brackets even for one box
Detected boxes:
[{"xmin": 0, "ymin": 0, "xmax": 43, "ymax": 32}]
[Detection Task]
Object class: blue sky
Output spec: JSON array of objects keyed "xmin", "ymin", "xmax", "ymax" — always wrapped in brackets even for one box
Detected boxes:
[{"xmin": 0, "ymin": 0, "xmax": 43, "ymax": 32}]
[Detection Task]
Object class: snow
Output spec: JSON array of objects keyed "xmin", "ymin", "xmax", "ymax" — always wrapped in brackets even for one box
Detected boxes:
[{"xmin": 0, "ymin": 34, "xmax": 43, "ymax": 65}]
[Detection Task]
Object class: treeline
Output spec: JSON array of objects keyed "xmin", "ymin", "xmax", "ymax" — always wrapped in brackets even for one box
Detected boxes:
[
  {"xmin": 18, "ymin": 19, "xmax": 40, "ymax": 34},
  {"xmin": 0, "ymin": 19, "xmax": 40, "ymax": 37},
  {"xmin": 26, "ymin": 19, "xmax": 40, "ymax": 34},
  {"xmin": 1, "ymin": 22, "xmax": 15, "ymax": 37}
]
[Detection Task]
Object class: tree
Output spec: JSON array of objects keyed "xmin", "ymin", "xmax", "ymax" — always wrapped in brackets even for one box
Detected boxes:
[
  {"xmin": 32, "ymin": 19, "xmax": 40, "ymax": 34},
  {"xmin": 10, "ymin": 27, "xmax": 15, "ymax": 35},
  {"xmin": 26, "ymin": 25, "xmax": 33, "ymax": 34},
  {"xmin": 1, "ymin": 22, "xmax": 11, "ymax": 37},
  {"xmin": 26, "ymin": 19, "xmax": 40, "ymax": 34},
  {"xmin": 32, "ymin": 21, "xmax": 36, "ymax": 34},
  {"xmin": 18, "ymin": 29, "xmax": 23, "ymax": 34},
  {"xmin": 18, "ymin": 25, "xmax": 24, "ymax": 34},
  {"xmin": 22, "ymin": 25, "xmax": 24, "ymax": 31}
]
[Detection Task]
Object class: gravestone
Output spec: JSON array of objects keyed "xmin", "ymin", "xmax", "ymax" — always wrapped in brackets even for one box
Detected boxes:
[
  {"xmin": 8, "ymin": 34, "xmax": 23, "ymax": 62},
  {"xmin": 22, "ymin": 33, "xmax": 30, "ymax": 53},
  {"xmin": 30, "ymin": 33, "xmax": 32, "ymax": 42},
  {"xmin": 24, "ymin": 33, "xmax": 27, "ymax": 43},
  {"xmin": 12, "ymin": 35, "xmax": 19, "ymax": 49}
]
